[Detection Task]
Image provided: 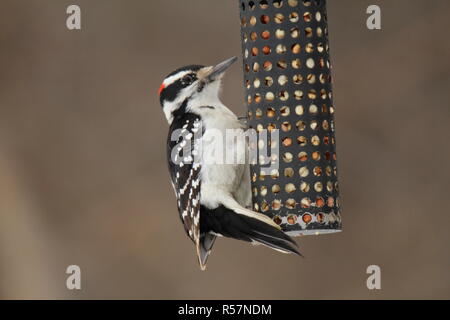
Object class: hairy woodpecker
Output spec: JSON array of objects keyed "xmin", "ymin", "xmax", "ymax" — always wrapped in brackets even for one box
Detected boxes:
[{"xmin": 159, "ymin": 56, "xmax": 301, "ymax": 270}]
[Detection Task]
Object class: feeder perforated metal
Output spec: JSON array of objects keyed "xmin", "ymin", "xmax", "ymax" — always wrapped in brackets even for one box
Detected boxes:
[{"xmin": 238, "ymin": 0, "xmax": 342, "ymax": 236}]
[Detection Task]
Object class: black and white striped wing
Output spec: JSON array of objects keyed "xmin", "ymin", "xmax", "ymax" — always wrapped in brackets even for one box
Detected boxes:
[{"xmin": 167, "ymin": 115, "xmax": 202, "ymax": 244}]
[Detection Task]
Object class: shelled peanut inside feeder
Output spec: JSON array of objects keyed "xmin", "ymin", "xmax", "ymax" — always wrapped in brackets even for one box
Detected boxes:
[{"xmin": 239, "ymin": 0, "xmax": 342, "ymax": 236}]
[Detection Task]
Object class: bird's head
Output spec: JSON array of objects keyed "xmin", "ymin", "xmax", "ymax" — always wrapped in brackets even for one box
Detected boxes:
[{"xmin": 158, "ymin": 56, "xmax": 237, "ymax": 124}]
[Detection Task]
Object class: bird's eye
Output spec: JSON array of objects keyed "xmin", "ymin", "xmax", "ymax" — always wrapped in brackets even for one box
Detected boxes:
[{"xmin": 182, "ymin": 74, "xmax": 195, "ymax": 85}]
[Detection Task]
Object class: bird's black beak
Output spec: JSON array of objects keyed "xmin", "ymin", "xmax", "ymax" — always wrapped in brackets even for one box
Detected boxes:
[{"xmin": 204, "ymin": 56, "xmax": 237, "ymax": 82}]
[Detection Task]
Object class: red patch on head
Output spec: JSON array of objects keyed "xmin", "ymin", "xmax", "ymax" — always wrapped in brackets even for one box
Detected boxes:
[{"xmin": 158, "ymin": 83, "xmax": 165, "ymax": 96}]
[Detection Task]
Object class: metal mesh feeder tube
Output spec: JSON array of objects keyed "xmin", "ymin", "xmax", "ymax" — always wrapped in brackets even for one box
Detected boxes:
[{"xmin": 238, "ymin": 0, "xmax": 342, "ymax": 236}]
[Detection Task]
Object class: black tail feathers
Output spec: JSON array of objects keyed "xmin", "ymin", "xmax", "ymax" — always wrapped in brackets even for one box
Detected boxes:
[
  {"xmin": 200, "ymin": 205, "xmax": 301, "ymax": 256},
  {"xmin": 198, "ymin": 233, "xmax": 217, "ymax": 269}
]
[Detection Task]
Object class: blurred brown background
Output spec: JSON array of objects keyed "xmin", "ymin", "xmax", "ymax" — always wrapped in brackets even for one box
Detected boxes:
[{"xmin": 0, "ymin": 0, "xmax": 449, "ymax": 299}]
